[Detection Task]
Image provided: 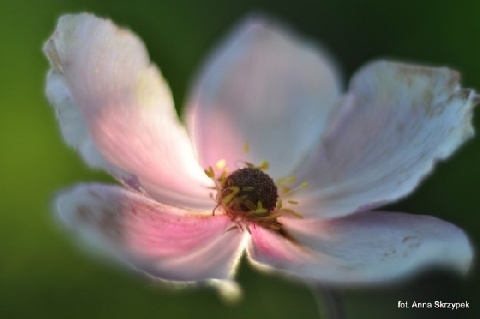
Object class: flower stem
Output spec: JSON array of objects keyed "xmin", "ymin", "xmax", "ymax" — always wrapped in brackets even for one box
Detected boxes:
[{"xmin": 310, "ymin": 285, "xmax": 346, "ymax": 319}]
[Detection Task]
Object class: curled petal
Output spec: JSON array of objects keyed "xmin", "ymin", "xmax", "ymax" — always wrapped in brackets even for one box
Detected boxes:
[
  {"xmin": 186, "ymin": 15, "xmax": 341, "ymax": 178},
  {"xmin": 295, "ymin": 61, "xmax": 477, "ymax": 218},
  {"xmin": 247, "ymin": 212, "xmax": 472, "ymax": 285},
  {"xmin": 44, "ymin": 13, "xmax": 212, "ymax": 209},
  {"xmin": 55, "ymin": 184, "xmax": 246, "ymax": 283}
]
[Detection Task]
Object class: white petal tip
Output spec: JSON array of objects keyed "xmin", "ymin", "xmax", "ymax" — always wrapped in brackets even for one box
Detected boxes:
[
  {"xmin": 53, "ymin": 187, "xmax": 77, "ymax": 228},
  {"xmin": 232, "ymin": 12, "xmax": 296, "ymax": 44},
  {"xmin": 43, "ymin": 13, "xmax": 91, "ymax": 73},
  {"xmin": 451, "ymin": 235, "xmax": 474, "ymax": 275},
  {"xmin": 239, "ymin": 12, "xmax": 276, "ymax": 28},
  {"xmin": 428, "ymin": 220, "xmax": 474, "ymax": 276},
  {"xmin": 210, "ymin": 280, "xmax": 243, "ymax": 304}
]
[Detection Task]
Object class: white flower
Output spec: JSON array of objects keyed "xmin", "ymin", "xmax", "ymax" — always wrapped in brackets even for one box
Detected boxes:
[{"xmin": 44, "ymin": 13, "xmax": 474, "ymax": 293}]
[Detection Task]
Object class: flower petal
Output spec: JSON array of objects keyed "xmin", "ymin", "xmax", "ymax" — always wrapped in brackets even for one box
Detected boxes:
[
  {"xmin": 186, "ymin": 16, "xmax": 341, "ymax": 178},
  {"xmin": 55, "ymin": 183, "xmax": 246, "ymax": 283},
  {"xmin": 295, "ymin": 61, "xmax": 477, "ymax": 218},
  {"xmin": 247, "ymin": 211, "xmax": 472, "ymax": 285},
  {"xmin": 44, "ymin": 13, "xmax": 212, "ymax": 209},
  {"xmin": 46, "ymin": 70, "xmax": 137, "ymax": 183}
]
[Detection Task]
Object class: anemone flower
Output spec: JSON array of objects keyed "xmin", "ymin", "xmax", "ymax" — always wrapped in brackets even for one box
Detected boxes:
[{"xmin": 44, "ymin": 13, "xmax": 475, "ymax": 298}]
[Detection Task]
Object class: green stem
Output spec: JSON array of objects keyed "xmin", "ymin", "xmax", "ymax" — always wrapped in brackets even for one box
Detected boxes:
[{"xmin": 311, "ymin": 285, "xmax": 346, "ymax": 319}]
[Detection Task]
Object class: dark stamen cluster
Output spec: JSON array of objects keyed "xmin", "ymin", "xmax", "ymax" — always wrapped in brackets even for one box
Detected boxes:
[{"xmin": 224, "ymin": 168, "xmax": 278, "ymax": 212}]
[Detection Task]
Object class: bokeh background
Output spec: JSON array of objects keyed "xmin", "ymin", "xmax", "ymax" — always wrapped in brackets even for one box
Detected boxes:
[{"xmin": 1, "ymin": 0, "xmax": 479, "ymax": 318}]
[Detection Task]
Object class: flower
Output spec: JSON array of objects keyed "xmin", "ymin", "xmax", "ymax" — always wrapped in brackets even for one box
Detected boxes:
[{"xmin": 44, "ymin": 13, "xmax": 475, "ymax": 294}]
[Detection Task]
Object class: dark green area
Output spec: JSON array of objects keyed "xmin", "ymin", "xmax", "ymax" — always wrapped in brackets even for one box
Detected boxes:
[{"xmin": 0, "ymin": 0, "xmax": 478, "ymax": 318}]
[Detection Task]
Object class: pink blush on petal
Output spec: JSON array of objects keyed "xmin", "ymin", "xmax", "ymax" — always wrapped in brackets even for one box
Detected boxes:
[
  {"xmin": 123, "ymin": 204, "xmax": 232, "ymax": 257},
  {"xmin": 249, "ymin": 227, "xmax": 310, "ymax": 264}
]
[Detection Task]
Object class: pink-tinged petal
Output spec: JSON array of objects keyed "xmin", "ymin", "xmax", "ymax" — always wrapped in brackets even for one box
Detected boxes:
[
  {"xmin": 55, "ymin": 183, "xmax": 246, "ymax": 283},
  {"xmin": 294, "ymin": 61, "xmax": 477, "ymax": 218},
  {"xmin": 46, "ymin": 71, "xmax": 137, "ymax": 184},
  {"xmin": 247, "ymin": 212, "xmax": 472, "ymax": 285},
  {"xmin": 186, "ymin": 16, "xmax": 341, "ymax": 178},
  {"xmin": 44, "ymin": 13, "xmax": 212, "ymax": 209}
]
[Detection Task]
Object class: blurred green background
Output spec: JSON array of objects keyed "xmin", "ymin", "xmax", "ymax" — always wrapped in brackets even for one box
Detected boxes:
[{"xmin": 1, "ymin": 0, "xmax": 479, "ymax": 318}]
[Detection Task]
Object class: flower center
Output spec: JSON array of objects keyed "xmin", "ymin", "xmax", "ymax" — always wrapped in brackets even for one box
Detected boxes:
[
  {"xmin": 204, "ymin": 158, "xmax": 306, "ymax": 234},
  {"xmin": 221, "ymin": 168, "xmax": 278, "ymax": 214}
]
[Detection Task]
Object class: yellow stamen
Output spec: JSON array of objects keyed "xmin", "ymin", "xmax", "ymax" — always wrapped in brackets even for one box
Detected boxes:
[
  {"xmin": 216, "ymin": 159, "xmax": 227, "ymax": 170},
  {"xmin": 270, "ymin": 224, "xmax": 281, "ymax": 230},
  {"xmin": 218, "ymin": 169, "xmax": 229, "ymax": 186},
  {"xmin": 281, "ymin": 186, "xmax": 291, "ymax": 194},
  {"xmin": 222, "ymin": 187, "xmax": 240, "ymax": 205},
  {"xmin": 245, "ymin": 162, "xmax": 255, "ymax": 168},
  {"xmin": 283, "ymin": 182, "xmax": 309, "ymax": 195},
  {"xmin": 204, "ymin": 166, "xmax": 215, "ymax": 178},
  {"xmin": 276, "ymin": 199, "xmax": 283, "ymax": 210},
  {"xmin": 257, "ymin": 160, "xmax": 269, "ymax": 170},
  {"xmin": 243, "ymin": 143, "xmax": 250, "ymax": 153},
  {"xmin": 281, "ymin": 208, "xmax": 304, "ymax": 218},
  {"xmin": 246, "ymin": 210, "xmax": 265, "ymax": 217},
  {"xmin": 241, "ymin": 160, "xmax": 270, "ymax": 171},
  {"xmin": 276, "ymin": 176, "xmax": 296, "ymax": 185},
  {"xmin": 254, "ymin": 201, "xmax": 268, "ymax": 214},
  {"xmin": 261, "ymin": 212, "xmax": 282, "ymax": 220},
  {"xmin": 244, "ymin": 200, "xmax": 257, "ymax": 211}
]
